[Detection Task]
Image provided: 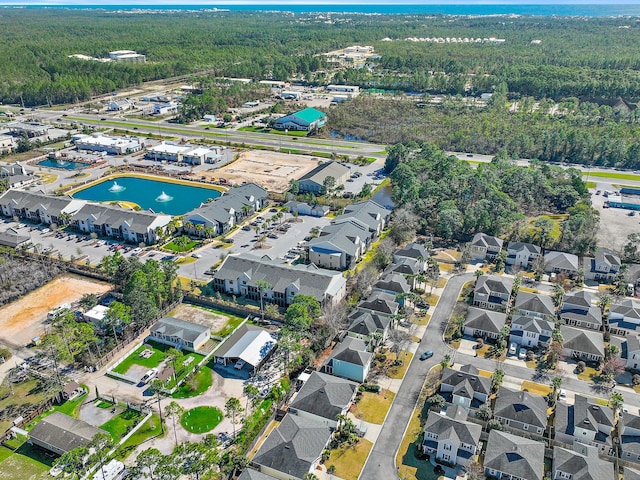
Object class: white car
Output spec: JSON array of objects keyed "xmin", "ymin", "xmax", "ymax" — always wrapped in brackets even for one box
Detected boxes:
[
  {"xmin": 509, "ymin": 342, "xmax": 517, "ymax": 355},
  {"xmin": 191, "ymin": 253, "xmax": 202, "ymax": 258},
  {"xmin": 558, "ymin": 389, "xmax": 567, "ymax": 401},
  {"xmin": 518, "ymin": 347, "xmax": 527, "ymax": 360}
]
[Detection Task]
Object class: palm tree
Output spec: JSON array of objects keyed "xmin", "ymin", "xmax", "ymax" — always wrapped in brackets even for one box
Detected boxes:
[
  {"xmin": 255, "ymin": 280, "xmax": 272, "ymax": 321},
  {"xmin": 194, "ymin": 223, "xmax": 205, "ymax": 237}
]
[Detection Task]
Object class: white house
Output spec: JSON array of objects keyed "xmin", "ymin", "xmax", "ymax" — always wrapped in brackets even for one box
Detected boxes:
[
  {"xmin": 439, "ymin": 365, "xmax": 492, "ymax": 410},
  {"xmin": 555, "ymin": 394, "xmax": 615, "ymax": 454},
  {"xmin": 149, "ymin": 317, "xmax": 210, "ymax": 352},
  {"xmin": 422, "ymin": 406, "xmax": 482, "ymax": 467},
  {"xmin": 469, "ymin": 233, "xmax": 503, "ymax": 261},
  {"xmin": 472, "ymin": 275, "xmax": 514, "ymax": 311},
  {"xmin": 506, "ymin": 242, "xmax": 541, "ymax": 269},
  {"xmin": 509, "ymin": 316, "xmax": 554, "ymax": 348}
]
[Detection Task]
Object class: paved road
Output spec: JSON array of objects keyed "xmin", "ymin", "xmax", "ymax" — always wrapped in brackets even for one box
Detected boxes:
[{"xmin": 360, "ymin": 273, "xmax": 473, "ymax": 480}]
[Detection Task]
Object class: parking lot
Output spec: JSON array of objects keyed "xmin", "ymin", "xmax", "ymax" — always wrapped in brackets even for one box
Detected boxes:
[
  {"xmin": 0, "ymin": 218, "xmax": 138, "ymax": 265},
  {"xmin": 342, "ymin": 161, "xmax": 387, "ymax": 195},
  {"xmin": 176, "ymin": 213, "xmax": 333, "ymax": 280}
]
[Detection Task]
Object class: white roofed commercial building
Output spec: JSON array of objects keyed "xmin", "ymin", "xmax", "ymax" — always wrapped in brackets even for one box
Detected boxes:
[
  {"xmin": 213, "ymin": 323, "xmax": 276, "ymax": 372},
  {"xmin": 109, "ymin": 50, "xmax": 146, "ymax": 63},
  {"xmin": 145, "ymin": 142, "xmax": 221, "ymax": 165},
  {"xmin": 73, "ymin": 133, "xmax": 144, "ymax": 155}
]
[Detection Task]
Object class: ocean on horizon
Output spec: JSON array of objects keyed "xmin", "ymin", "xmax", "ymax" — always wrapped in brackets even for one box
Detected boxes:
[{"xmin": 5, "ymin": 4, "xmax": 640, "ymax": 17}]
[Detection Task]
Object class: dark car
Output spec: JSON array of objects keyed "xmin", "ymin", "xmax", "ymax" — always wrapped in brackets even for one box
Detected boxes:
[{"xmin": 420, "ymin": 350, "xmax": 434, "ymax": 360}]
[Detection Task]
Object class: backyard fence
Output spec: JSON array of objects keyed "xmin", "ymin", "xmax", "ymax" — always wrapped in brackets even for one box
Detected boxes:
[{"xmin": 184, "ymin": 293, "xmax": 283, "ymax": 323}]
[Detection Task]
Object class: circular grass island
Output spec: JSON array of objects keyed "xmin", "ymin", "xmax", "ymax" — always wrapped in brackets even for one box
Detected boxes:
[{"xmin": 180, "ymin": 406, "xmax": 223, "ymax": 434}]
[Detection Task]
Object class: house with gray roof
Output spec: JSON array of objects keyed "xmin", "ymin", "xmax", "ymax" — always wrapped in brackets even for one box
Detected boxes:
[
  {"xmin": 307, "ymin": 219, "xmax": 367, "ymax": 270},
  {"xmin": 494, "ymin": 387, "xmax": 548, "ymax": 436},
  {"xmin": 297, "ymin": 161, "xmax": 349, "ymax": 194},
  {"xmin": 440, "ymin": 365, "xmax": 491, "ymax": 410},
  {"xmin": 513, "ymin": 291, "xmax": 556, "ymax": 319},
  {"xmin": 422, "ymin": 406, "xmax": 481, "ymax": 467},
  {"xmin": 560, "ymin": 291, "xmax": 602, "ymax": 331},
  {"xmin": 584, "ymin": 250, "xmax": 621, "ymax": 283},
  {"xmin": 149, "ymin": 317, "xmax": 210, "ymax": 352},
  {"xmin": 544, "ymin": 250, "xmax": 580, "ymax": 276},
  {"xmin": 473, "ymin": 274, "xmax": 514, "ymax": 311},
  {"xmin": 183, "ymin": 183, "xmax": 267, "ymax": 237},
  {"xmin": 72, "ymin": 203, "xmax": 171, "ymax": 244},
  {"xmin": 555, "ymin": 394, "xmax": 615, "ymax": 454},
  {"xmin": 464, "ymin": 307, "xmax": 507, "ymax": 340},
  {"xmin": 283, "ymin": 201, "xmax": 329, "ymax": 218},
  {"xmin": 384, "ymin": 257, "xmax": 421, "ymax": 278},
  {"xmin": 336, "ymin": 200, "xmax": 389, "ymax": 239},
  {"xmin": 252, "ymin": 414, "xmax": 332, "ymax": 480},
  {"xmin": 213, "ymin": 323, "xmax": 276, "ymax": 372},
  {"xmin": 470, "ymin": 233, "xmax": 503, "ymax": 261},
  {"xmin": 626, "ymin": 335, "xmax": 640, "ymax": 371},
  {"xmin": 372, "ymin": 273, "xmax": 410, "ymax": 305},
  {"xmin": 346, "ymin": 309, "xmax": 393, "ymax": 341},
  {"xmin": 0, "ymin": 190, "xmax": 86, "ymax": 225},
  {"xmin": 28, "ymin": 412, "xmax": 108, "ymax": 455},
  {"xmin": 509, "ymin": 315, "xmax": 554, "ymax": 349},
  {"xmin": 0, "ymin": 227, "xmax": 29, "ymax": 248},
  {"xmin": 484, "ymin": 430, "xmax": 544, "ymax": 480},
  {"xmin": 212, "ymin": 253, "xmax": 347, "ymax": 307},
  {"xmin": 560, "ymin": 325, "xmax": 605, "ymax": 362},
  {"xmin": 553, "ymin": 445, "xmax": 615, "ymax": 480},
  {"xmin": 393, "ymin": 242, "xmax": 429, "ymax": 269},
  {"xmin": 507, "ymin": 242, "xmax": 542, "ymax": 269},
  {"xmin": 237, "ymin": 470, "xmax": 279, "ymax": 480},
  {"xmin": 289, "ymin": 372, "xmax": 357, "ymax": 427},
  {"xmin": 357, "ymin": 291, "xmax": 399, "ymax": 317},
  {"xmin": 621, "ymin": 412, "xmax": 640, "ymax": 464},
  {"xmin": 609, "ymin": 299, "xmax": 640, "ymax": 336},
  {"xmin": 324, "ymin": 336, "xmax": 372, "ymax": 383}
]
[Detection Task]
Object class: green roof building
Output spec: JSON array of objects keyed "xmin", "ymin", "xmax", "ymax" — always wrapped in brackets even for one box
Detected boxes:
[{"xmin": 275, "ymin": 107, "xmax": 326, "ymax": 132}]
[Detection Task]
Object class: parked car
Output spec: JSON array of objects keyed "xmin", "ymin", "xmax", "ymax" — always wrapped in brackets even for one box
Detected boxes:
[
  {"xmin": 509, "ymin": 342, "xmax": 517, "ymax": 355},
  {"xmin": 518, "ymin": 347, "xmax": 526, "ymax": 360},
  {"xmin": 191, "ymin": 253, "xmax": 202, "ymax": 258},
  {"xmin": 420, "ymin": 350, "xmax": 434, "ymax": 360},
  {"xmin": 558, "ymin": 389, "xmax": 567, "ymax": 401}
]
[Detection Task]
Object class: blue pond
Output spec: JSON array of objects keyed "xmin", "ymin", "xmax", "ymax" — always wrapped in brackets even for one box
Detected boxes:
[
  {"xmin": 38, "ymin": 159, "xmax": 89, "ymax": 170},
  {"xmin": 73, "ymin": 176, "xmax": 221, "ymax": 215}
]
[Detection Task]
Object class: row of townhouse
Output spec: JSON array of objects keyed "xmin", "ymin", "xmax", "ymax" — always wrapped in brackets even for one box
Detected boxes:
[
  {"xmin": 307, "ymin": 200, "xmax": 390, "ymax": 270},
  {"xmin": 0, "ymin": 190, "xmax": 170, "ymax": 244},
  {"xmin": 425, "ymin": 364, "xmax": 640, "ymax": 480},
  {"xmin": 241, "ymin": 242, "xmax": 429, "ymax": 480},
  {"xmin": 471, "ymin": 233, "xmax": 622, "ymax": 283},
  {"xmin": 182, "ymin": 183, "xmax": 268, "ymax": 237},
  {"xmin": 469, "ymin": 276, "xmax": 608, "ymax": 362}
]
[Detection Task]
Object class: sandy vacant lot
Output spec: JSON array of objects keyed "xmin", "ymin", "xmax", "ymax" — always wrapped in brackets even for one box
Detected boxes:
[
  {"xmin": 0, "ymin": 274, "xmax": 111, "ymax": 349},
  {"xmin": 168, "ymin": 303, "xmax": 233, "ymax": 332},
  {"xmin": 210, "ymin": 150, "xmax": 322, "ymax": 193}
]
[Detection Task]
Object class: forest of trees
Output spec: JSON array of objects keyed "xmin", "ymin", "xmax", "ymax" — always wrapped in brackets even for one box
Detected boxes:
[
  {"xmin": 329, "ymin": 95, "xmax": 640, "ymax": 169},
  {"xmin": 3, "ymin": 10, "xmax": 640, "ymax": 106},
  {"xmin": 386, "ymin": 143, "xmax": 599, "ymax": 255}
]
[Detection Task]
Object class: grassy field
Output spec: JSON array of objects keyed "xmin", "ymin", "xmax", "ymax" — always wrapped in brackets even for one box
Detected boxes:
[
  {"xmin": 527, "ymin": 214, "xmax": 566, "ymax": 245},
  {"xmin": 172, "ymin": 366, "xmax": 213, "ymax": 398},
  {"xmin": 584, "ymin": 171, "xmax": 640, "ymax": 182},
  {"xmin": 0, "ymin": 379, "xmax": 52, "ymax": 432},
  {"xmin": 100, "ymin": 408, "xmax": 144, "ymax": 440},
  {"xmin": 112, "ymin": 343, "xmax": 166, "ymax": 374},
  {"xmin": 352, "ymin": 390, "xmax": 395, "ymax": 425},
  {"xmin": 164, "ymin": 239, "xmax": 200, "ymax": 253},
  {"xmin": 181, "ymin": 406, "xmax": 223, "ymax": 434},
  {"xmin": 0, "ymin": 440, "xmax": 52, "ymax": 480},
  {"xmin": 521, "ymin": 381, "xmax": 552, "ymax": 396},
  {"xmin": 388, "ymin": 352, "xmax": 413, "ymax": 380},
  {"xmin": 114, "ymin": 414, "xmax": 164, "ymax": 460},
  {"xmin": 325, "ymin": 439, "xmax": 373, "ymax": 480}
]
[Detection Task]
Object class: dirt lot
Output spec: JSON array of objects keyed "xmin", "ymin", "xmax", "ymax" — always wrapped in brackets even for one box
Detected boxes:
[
  {"xmin": 168, "ymin": 304, "xmax": 234, "ymax": 332},
  {"xmin": 209, "ymin": 150, "xmax": 321, "ymax": 193},
  {"xmin": 0, "ymin": 274, "xmax": 111, "ymax": 349}
]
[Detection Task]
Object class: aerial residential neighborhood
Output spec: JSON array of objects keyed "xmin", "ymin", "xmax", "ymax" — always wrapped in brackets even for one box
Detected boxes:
[{"xmin": 1, "ymin": 6, "xmax": 640, "ymax": 480}]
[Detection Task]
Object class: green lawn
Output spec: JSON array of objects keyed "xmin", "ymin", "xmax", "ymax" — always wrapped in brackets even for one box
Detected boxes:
[
  {"xmin": 112, "ymin": 343, "xmax": 166, "ymax": 374},
  {"xmin": 100, "ymin": 408, "xmax": 144, "ymax": 440},
  {"xmin": 114, "ymin": 414, "xmax": 164, "ymax": 460},
  {"xmin": 326, "ymin": 439, "xmax": 373, "ymax": 480},
  {"xmin": 584, "ymin": 171, "xmax": 640, "ymax": 182},
  {"xmin": 0, "ymin": 379, "xmax": 51, "ymax": 432},
  {"xmin": 0, "ymin": 440, "xmax": 53, "ymax": 480},
  {"xmin": 52, "ymin": 390, "xmax": 88, "ymax": 418},
  {"xmin": 172, "ymin": 366, "xmax": 213, "ymax": 398},
  {"xmin": 180, "ymin": 406, "xmax": 223, "ymax": 434},
  {"xmin": 352, "ymin": 390, "xmax": 395, "ymax": 424},
  {"xmin": 164, "ymin": 239, "xmax": 200, "ymax": 252}
]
